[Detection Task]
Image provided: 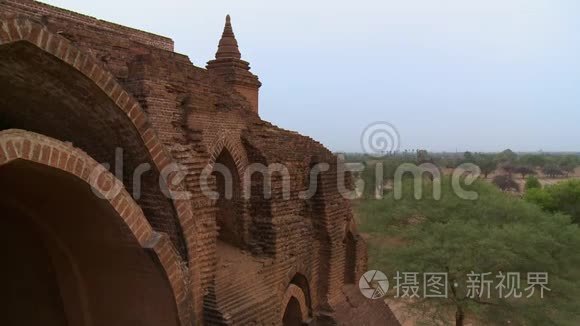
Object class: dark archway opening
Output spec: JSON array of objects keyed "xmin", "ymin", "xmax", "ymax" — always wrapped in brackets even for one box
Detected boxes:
[
  {"xmin": 212, "ymin": 149, "xmax": 244, "ymax": 247},
  {"xmin": 0, "ymin": 40, "xmax": 188, "ymax": 260},
  {"xmin": 0, "ymin": 160, "xmax": 179, "ymax": 326},
  {"xmin": 2, "ymin": 204, "xmax": 68, "ymax": 325},
  {"xmin": 282, "ymin": 297, "xmax": 304, "ymax": 326},
  {"xmin": 344, "ymin": 232, "xmax": 357, "ymax": 284},
  {"xmin": 291, "ymin": 274, "xmax": 312, "ymax": 314}
]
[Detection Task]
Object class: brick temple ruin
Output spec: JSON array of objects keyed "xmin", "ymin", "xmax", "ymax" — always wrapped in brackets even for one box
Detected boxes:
[{"xmin": 0, "ymin": 1, "xmax": 398, "ymax": 325}]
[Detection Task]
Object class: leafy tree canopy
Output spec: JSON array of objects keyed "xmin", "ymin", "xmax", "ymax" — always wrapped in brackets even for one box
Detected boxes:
[
  {"xmin": 492, "ymin": 174, "xmax": 519, "ymax": 192},
  {"xmin": 496, "ymin": 149, "xmax": 518, "ymax": 163},
  {"xmin": 524, "ymin": 175, "xmax": 542, "ymax": 191},
  {"xmin": 514, "ymin": 165, "xmax": 536, "ymax": 179},
  {"xmin": 542, "ymin": 164, "xmax": 565, "ymax": 178},
  {"xmin": 519, "ymin": 154, "xmax": 547, "ymax": 168},
  {"xmin": 358, "ymin": 178, "xmax": 580, "ymax": 325},
  {"xmin": 525, "ymin": 180, "xmax": 580, "ymax": 224}
]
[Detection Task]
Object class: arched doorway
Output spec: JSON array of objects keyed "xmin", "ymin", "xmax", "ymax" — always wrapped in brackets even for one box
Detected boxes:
[
  {"xmin": 291, "ymin": 274, "xmax": 312, "ymax": 312},
  {"xmin": 0, "ymin": 158, "xmax": 180, "ymax": 325},
  {"xmin": 344, "ymin": 231, "xmax": 357, "ymax": 284},
  {"xmin": 280, "ymin": 283, "xmax": 310, "ymax": 326},
  {"xmin": 282, "ymin": 297, "xmax": 304, "ymax": 326},
  {"xmin": 212, "ymin": 149, "xmax": 244, "ymax": 247},
  {"xmin": 0, "ymin": 33, "xmax": 191, "ymax": 262}
]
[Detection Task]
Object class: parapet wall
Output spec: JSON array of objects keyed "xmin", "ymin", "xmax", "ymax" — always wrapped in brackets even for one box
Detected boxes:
[{"xmin": 0, "ymin": 0, "xmax": 174, "ymax": 51}]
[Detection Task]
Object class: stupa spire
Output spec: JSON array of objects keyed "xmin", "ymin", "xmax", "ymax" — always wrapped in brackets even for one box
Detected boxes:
[
  {"xmin": 207, "ymin": 14, "xmax": 261, "ymax": 114},
  {"xmin": 215, "ymin": 14, "xmax": 241, "ymax": 59}
]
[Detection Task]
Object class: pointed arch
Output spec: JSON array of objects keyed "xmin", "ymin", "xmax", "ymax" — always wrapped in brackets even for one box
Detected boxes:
[
  {"xmin": 280, "ymin": 284, "xmax": 310, "ymax": 324},
  {"xmin": 206, "ymin": 132, "xmax": 250, "ymax": 247},
  {"xmin": 207, "ymin": 132, "xmax": 249, "ymax": 180}
]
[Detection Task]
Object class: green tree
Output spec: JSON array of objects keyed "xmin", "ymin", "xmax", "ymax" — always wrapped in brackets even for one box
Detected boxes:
[
  {"xmin": 437, "ymin": 156, "xmax": 460, "ymax": 169},
  {"xmin": 474, "ymin": 154, "xmax": 497, "ymax": 179},
  {"xmin": 558, "ymin": 155, "xmax": 579, "ymax": 177},
  {"xmin": 543, "ymin": 164, "xmax": 565, "ymax": 178},
  {"xmin": 496, "ymin": 149, "xmax": 518, "ymax": 164},
  {"xmin": 463, "ymin": 151, "xmax": 474, "ymax": 162},
  {"xmin": 524, "ymin": 187, "xmax": 553, "ymax": 210},
  {"xmin": 525, "ymin": 180, "xmax": 580, "ymax": 224},
  {"xmin": 359, "ymin": 179, "xmax": 580, "ymax": 326},
  {"xmin": 519, "ymin": 154, "xmax": 547, "ymax": 168},
  {"xmin": 524, "ymin": 175, "xmax": 541, "ymax": 191},
  {"xmin": 492, "ymin": 174, "xmax": 519, "ymax": 192},
  {"xmin": 514, "ymin": 165, "xmax": 536, "ymax": 179},
  {"xmin": 417, "ymin": 149, "xmax": 432, "ymax": 164},
  {"xmin": 500, "ymin": 162, "xmax": 517, "ymax": 177}
]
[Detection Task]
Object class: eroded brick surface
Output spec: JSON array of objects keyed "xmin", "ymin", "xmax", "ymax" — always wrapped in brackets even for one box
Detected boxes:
[{"xmin": 0, "ymin": 1, "xmax": 399, "ymax": 325}]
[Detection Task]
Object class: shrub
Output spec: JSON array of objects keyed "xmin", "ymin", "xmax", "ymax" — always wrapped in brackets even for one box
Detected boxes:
[
  {"xmin": 525, "ymin": 179, "xmax": 580, "ymax": 224},
  {"xmin": 524, "ymin": 175, "xmax": 541, "ymax": 190},
  {"xmin": 492, "ymin": 174, "xmax": 519, "ymax": 192}
]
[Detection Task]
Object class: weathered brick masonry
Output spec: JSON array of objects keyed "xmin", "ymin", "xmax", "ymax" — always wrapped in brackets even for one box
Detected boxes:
[{"xmin": 0, "ymin": 1, "xmax": 399, "ymax": 325}]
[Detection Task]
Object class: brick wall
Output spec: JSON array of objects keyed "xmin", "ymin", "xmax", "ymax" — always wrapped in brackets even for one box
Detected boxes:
[
  {"xmin": 0, "ymin": 0, "xmax": 173, "ymax": 50},
  {"xmin": 0, "ymin": 2, "xmax": 393, "ymax": 325}
]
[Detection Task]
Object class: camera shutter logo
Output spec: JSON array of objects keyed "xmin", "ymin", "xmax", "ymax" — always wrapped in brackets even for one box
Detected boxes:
[{"xmin": 359, "ymin": 270, "xmax": 389, "ymax": 299}]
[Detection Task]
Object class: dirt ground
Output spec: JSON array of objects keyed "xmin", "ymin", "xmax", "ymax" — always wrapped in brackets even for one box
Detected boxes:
[
  {"xmin": 441, "ymin": 166, "xmax": 580, "ymax": 193},
  {"xmin": 485, "ymin": 166, "xmax": 580, "ymax": 193}
]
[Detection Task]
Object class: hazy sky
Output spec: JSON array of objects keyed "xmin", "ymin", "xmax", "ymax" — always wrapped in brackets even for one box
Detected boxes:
[{"xmin": 42, "ymin": 0, "xmax": 580, "ymax": 152}]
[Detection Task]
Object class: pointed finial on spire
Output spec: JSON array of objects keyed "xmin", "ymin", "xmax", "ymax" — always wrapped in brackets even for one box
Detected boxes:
[
  {"xmin": 207, "ymin": 14, "xmax": 262, "ymax": 114},
  {"xmin": 215, "ymin": 14, "xmax": 241, "ymax": 59}
]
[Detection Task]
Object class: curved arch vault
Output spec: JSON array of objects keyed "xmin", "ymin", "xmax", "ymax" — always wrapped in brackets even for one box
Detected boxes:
[{"xmin": 0, "ymin": 130, "xmax": 190, "ymax": 325}]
